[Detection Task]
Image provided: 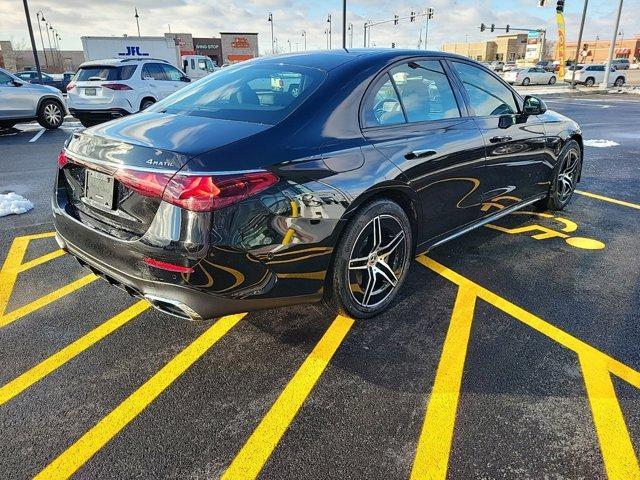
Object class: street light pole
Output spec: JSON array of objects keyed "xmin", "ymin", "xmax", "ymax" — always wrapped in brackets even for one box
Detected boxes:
[
  {"xmin": 134, "ymin": 8, "xmax": 141, "ymax": 37},
  {"xmin": 35, "ymin": 11, "xmax": 48, "ymax": 69},
  {"xmin": 342, "ymin": 0, "xmax": 347, "ymax": 49},
  {"xmin": 302, "ymin": 30, "xmax": 306, "ymax": 51},
  {"xmin": 348, "ymin": 23, "xmax": 353, "ymax": 48},
  {"xmin": 601, "ymin": 0, "xmax": 623, "ymax": 89},
  {"xmin": 45, "ymin": 21, "xmax": 54, "ymax": 69},
  {"xmin": 327, "ymin": 13, "xmax": 332, "ymax": 49},
  {"xmin": 55, "ymin": 33, "xmax": 63, "ymax": 70},
  {"xmin": 570, "ymin": 0, "xmax": 589, "ymax": 89},
  {"xmin": 268, "ymin": 13, "xmax": 274, "ymax": 55},
  {"xmin": 22, "ymin": 0, "xmax": 43, "ymax": 83}
]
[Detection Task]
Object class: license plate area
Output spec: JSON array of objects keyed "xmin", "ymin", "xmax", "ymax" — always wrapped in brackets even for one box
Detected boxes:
[
  {"xmin": 85, "ymin": 170, "xmax": 115, "ymax": 209},
  {"xmin": 85, "ymin": 87, "xmax": 97, "ymax": 96}
]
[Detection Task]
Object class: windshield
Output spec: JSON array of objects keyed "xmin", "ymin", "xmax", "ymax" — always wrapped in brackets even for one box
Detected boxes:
[
  {"xmin": 74, "ymin": 65, "xmax": 137, "ymax": 81},
  {"xmin": 148, "ymin": 63, "xmax": 325, "ymax": 125}
]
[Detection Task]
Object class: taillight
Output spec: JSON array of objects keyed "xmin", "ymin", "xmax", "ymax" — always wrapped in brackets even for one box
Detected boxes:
[
  {"xmin": 57, "ymin": 150, "xmax": 69, "ymax": 168},
  {"xmin": 102, "ymin": 83, "xmax": 133, "ymax": 91},
  {"xmin": 115, "ymin": 170, "xmax": 278, "ymax": 212},
  {"xmin": 144, "ymin": 257, "xmax": 195, "ymax": 273},
  {"xmin": 66, "ymin": 82, "xmax": 75, "ymax": 92}
]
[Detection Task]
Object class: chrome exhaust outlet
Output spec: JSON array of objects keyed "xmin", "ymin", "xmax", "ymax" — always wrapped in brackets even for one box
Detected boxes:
[{"xmin": 144, "ymin": 294, "xmax": 203, "ymax": 321}]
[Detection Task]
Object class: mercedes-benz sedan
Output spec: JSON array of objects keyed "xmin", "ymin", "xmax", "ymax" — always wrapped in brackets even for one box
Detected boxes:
[{"xmin": 53, "ymin": 50, "xmax": 583, "ymax": 319}]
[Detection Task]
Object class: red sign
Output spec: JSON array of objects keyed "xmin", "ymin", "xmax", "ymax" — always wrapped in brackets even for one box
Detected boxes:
[
  {"xmin": 231, "ymin": 37, "xmax": 250, "ymax": 49},
  {"xmin": 228, "ymin": 54, "xmax": 254, "ymax": 62}
]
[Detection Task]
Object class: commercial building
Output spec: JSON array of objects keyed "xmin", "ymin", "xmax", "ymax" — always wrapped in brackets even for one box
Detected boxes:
[
  {"xmin": 442, "ymin": 34, "xmax": 555, "ymax": 63},
  {"xmin": 220, "ymin": 32, "xmax": 259, "ymax": 64},
  {"xmin": 564, "ymin": 34, "xmax": 640, "ymax": 65},
  {"xmin": 193, "ymin": 37, "xmax": 223, "ymax": 66}
]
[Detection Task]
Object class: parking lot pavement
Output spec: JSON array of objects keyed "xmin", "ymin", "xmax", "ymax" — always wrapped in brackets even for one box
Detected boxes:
[{"xmin": 1, "ymin": 96, "xmax": 639, "ymax": 479}]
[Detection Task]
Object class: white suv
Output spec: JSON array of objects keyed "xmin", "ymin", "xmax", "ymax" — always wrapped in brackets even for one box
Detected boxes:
[
  {"xmin": 67, "ymin": 58, "xmax": 191, "ymax": 127},
  {"xmin": 564, "ymin": 64, "xmax": 626, "ymax": 87}
]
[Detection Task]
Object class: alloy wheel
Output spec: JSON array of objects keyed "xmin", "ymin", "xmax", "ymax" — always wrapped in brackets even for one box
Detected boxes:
[
  {"xmin": 557, "ymin": 148, "xmax": 580, "ymax": 203},
  {"xmin": 44, "ymin": 103, "xmax": 62, "ymax": 126},
  {"xmin": 347, "ymin": 214, "xmax": 407, "ymax": 308}
]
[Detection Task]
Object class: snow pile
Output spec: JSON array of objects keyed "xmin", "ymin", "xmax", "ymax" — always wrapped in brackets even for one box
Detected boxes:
[
  {"xmin": 0, "ymin": 193, "xmax": 34, "ymax": 217},
  {"xmin": 583, "ymin": 139, "xmax": 620, "ymax": 148}
]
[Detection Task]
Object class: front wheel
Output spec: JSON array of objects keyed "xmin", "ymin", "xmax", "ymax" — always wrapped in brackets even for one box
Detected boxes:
[
  {"xmin": 585, "ymin": 77, "xmax": 595, "ymax": 87},
  {"xmin": 549, "ymin": 76, "xmax": 557, "ymax": 85},
  {"xmin": 614, "ymin": 77, "xmax": 625, "ymax": 87},
  {"xmin": 522, "ymin": 77, "xmax": 531, "ymax": 86},
  {"xmin": 324, "ymin": 199, "xmax": 413, "ymax": 319},
  {"xmin": 37, "ymin": 100, "xmax": 64, "ymax": 129},
  {"xmin": 538, "ymin": 139, "xmax": 582, "ymax": 211}
]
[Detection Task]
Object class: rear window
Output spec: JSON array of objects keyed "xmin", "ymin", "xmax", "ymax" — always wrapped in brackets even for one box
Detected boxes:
[
  {"xmin": 74, "ymin": 65, "xmax": 137, "ymax": 81},
  {"xmin": 148, "ymin": 64, "xmax": 325, "ymax": 125}
]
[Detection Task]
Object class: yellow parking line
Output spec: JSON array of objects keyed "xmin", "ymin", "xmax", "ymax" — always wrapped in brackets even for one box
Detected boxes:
[
  {"xmin": 575, "ymin": 189, "xmax": 640, "ymax": 210},
  {"xmin": 222, "ymin": 315, "xmax": 354, "ymax": 480},
  {"xmin": 0, "ymin": 300, "xmax": 149, "ymax": 406},
  {"xmin": 0, "ymin": 273, "xmax": 98, "ymax": 329},
  {"xmin": 16, "ymin": 249, "xmax": 66, "ymax": 272},
  {"xmin": 579, "ymin": 351, "xmax": 640, "ymax": 480},
  {"xmin": 34, "ymin": 313, "xmax": 245, "ymax": 480},
  {"xmin": 410, "ymin": 285, "xmax": 477, "ymax": 480}
]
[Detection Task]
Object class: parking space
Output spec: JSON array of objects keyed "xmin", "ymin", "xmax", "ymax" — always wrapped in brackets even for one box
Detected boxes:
[{"xmin": 1, "ymin": 94, "xmax": 639, "ymax": 479}]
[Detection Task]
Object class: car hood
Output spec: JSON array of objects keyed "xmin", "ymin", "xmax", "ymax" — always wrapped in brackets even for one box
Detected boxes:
[{"xmin": 29, "ymin": 82, "xmax": 60, "ymax": 95}]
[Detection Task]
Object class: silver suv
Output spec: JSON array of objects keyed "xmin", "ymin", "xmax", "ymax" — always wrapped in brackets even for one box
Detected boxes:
[{"xmin": 0, "ymin": 67, "xmax": 67, "ymax": 130}]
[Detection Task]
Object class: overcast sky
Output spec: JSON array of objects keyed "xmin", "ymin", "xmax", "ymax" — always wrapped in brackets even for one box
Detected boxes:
[{"xmin": 1, "ymin": 0, "xmax": 639, "ymax": 54}]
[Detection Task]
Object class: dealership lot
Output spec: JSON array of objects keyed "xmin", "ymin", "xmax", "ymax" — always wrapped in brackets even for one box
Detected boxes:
[{"xmin": 1, "ymin": 94, "xmax": 639, "ymax": 479}]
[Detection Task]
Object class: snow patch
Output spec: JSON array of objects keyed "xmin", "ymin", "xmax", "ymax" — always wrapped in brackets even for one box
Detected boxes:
[
  {"xmin": 0, "ymin": 193, "xmax": 34, "ymax": 217},
  {"xmin": 583, "ymin": 139, "xmax": 620, "ymax": 148}
]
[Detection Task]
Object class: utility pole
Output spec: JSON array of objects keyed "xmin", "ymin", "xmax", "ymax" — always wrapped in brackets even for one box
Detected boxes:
[
  {"xmin": 342, "ymin": 0, "xmax": 347, "ymax": 49},
  {"xmin": 302, "ymin": 30, "xmax": 306, "ymax": 50},
  {"xmin": 134, "ymin": 8, "xmax": 141, "ymax": 37},
  {"xmin": 268, "ymin": 13, "xmax": 274, "ymax": 54},
  {"xmin": 22, "ymin": 0, "xmax": 43, "ymax": 83},
  {"xmin": 327, "ymin": 13, "xmax": 332, "ymax": 49},
  {"xmin": 570, "ymin": 0, "xmax": 589, "ymax": 89},
  {"xmin": 35, "ymin": 11, "xmax": 48, "ymax": 69},
  {"xmin": 601, "ymin": 0, "xmax": 623, "ymax": 89}
]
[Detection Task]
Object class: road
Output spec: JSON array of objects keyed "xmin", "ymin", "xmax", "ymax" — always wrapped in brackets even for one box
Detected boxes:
[{"xmin": 0, "ymin": 94, "xmax": 639, "ymax": 479}]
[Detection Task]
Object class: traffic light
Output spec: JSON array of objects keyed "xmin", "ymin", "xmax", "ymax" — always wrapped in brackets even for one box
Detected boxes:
[
  {"xmin": 410, "ymin": 11, "xmax": 416, "ymax": 22},
  {"xmin": 394, "ymin": 14, "xmax": 399, "ymax": 25},
  {"xmin": 480, "ymin": 23, "xmax": 486, "ymax": 32},
  {"xmin": 556, "ymin": 0, "xmax": 564, "ymax": 12},
  {"xmin": 391, "ymin": 42, "xmax": 396, "ymax": 48},
  {"xmin": 490, "ymin": 23, "xmax": 495, "ymax": 32},
  {"xmin": 505, "ymin": 24, "xmax": 510, "ymax": 33},
  {"xmin": 427, "ymin": 7, "xmax": 435, "ymax": 19},
  {"xmin": 538, "ymin": 0, "xmax": 546, "ymax": 6}
]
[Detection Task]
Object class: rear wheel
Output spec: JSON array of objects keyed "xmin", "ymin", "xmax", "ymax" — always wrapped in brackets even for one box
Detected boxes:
[
  {"xmin": 585, "ymin": 77, "xmax": 595, "ymax": 87},
  {"xmin": 140, "ymin": 98, "xmax": 155, "ymax": 111},
  {"xmin": 522, "ymin": 77, "xmax": 531, "ymax": 86},
  {"xmin": 549, "ymin": 76, "xmax": 557, "ymax": 85},
  {"xmin": 37, "ymin": 100, "xmax": 64, "ymax": 129},
  {"xmin": 324, "ymin": 199, "xmax": 413, "ymax": 319},
  {"xmin": 538, "ymin": 139, "xmax": 581, "ymax": 211}
]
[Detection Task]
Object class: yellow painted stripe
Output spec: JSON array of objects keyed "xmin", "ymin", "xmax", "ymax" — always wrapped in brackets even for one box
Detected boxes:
[
  {"xmin": 17, "ymin": 249, "xmax": 65, "ymax": 273},
  {"xmin": 34, "ymin": 313, "xmax": 244, "ymax": 480},
  {"xmin": 416, "ymin": 256, "xmax": 640, "ymax": 389},
  {"xmin": 0, "ymin": 300, "xmax": 149, "ymax": 406},
  {"xmin": 0, "ymin": 274, "xmax": 98, "ymax": 328},
  {"xmin": 222, "ymin": 315, "xmax": 354, "ymax": 480},
  {"xmin": 579, "ymin": 351, "xmax": 640, "ymax": 480},
  {"xmin": 21, "ymin": 232, "xmax": 57, "ymax": 241},
  {"xmin": 410, "ymin": 286, "xmax": 477, "ymax": 480},
  {"xmin": 575, "ymin": 189, "xmax": 640, "ymax": 211},
  {"xmin": 0, "ymin": 236, "xmax": 30, "ymax": 318}
]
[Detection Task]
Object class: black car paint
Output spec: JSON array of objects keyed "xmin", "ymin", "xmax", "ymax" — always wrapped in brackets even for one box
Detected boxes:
[{"xmin": 53, "ymin": 50, "xmax": 582, "ymax": 319}]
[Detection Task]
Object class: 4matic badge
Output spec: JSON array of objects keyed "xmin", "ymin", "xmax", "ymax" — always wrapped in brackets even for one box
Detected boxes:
[{"xmin": 146, "ymin": 159, "xmax": 176, "ymax": 167}]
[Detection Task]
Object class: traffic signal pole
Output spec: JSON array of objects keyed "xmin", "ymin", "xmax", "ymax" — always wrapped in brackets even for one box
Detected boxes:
[
  {"xmin": 601, "ymin": 0, "xmax": 624, "ymax": 89},
  {"xmin": 570, "ymin": 0, "xmax": 589, "ymax": 89}
]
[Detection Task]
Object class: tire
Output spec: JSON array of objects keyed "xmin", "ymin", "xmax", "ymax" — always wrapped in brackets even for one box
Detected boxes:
[
  {"xmin": 79, "ymin": 118, "xmax": 100, "ymax": 128},
  {"xmin": 140, "ymin": 99, "xmax": 155, "ymax": 111},
  {"xmin": 322, "ymin": 199, "xmax": 413, "ymax": 319},
  {"xmin": 37, "ymin": 99, "xmax": 64, "ymax": 129},
  {"xmin": 585, "ymin": 77, "xmax": 595, "ymax": 87},
  {"xmin": 537, "ymin": 139, "xmax": 582, "ymax": 211},
  {"xmin": 522, "ymin": 77, "xmax": 531, "ymax": 86},
  {"xmin": 549, "ymin": 76, "xmax": 557, "ymax": 85},
  {"xmin": 614, "ymin": 77, "xmax": 625, "ymax": 87}
]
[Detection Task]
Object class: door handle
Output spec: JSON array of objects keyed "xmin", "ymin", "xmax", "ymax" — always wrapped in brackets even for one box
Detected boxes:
[
  {"xmin": 489, "ymin": 135, "xmax": 513, "ymax": 143},
  {"xmin": 404, "ymin": 149, "xmax": 437, "ymax": 160}
]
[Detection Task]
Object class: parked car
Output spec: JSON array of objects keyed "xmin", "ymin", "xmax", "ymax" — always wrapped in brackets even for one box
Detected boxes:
[
  {"xmin": 502, "ymin": 61, "xmax": 517, "ymax": 72},
  {"xmin": 50, "ymin": 71, "xmax": 76, "ymax": 91},
  {"xmin": 611, "ymin": 58, "xmax": 630, "ymax": 70},
  {"xmin": 0, "ymin": 67, "xmax": 66, "ymax": 129},
  {"xmin": 15, "ymin": 70, "xmax": 66, "ymax": 92},
  {"xmin": 489, "ymin": 60, "xmax": 505, "ymax": 72},
  {"xmin": 66, "ymin": 58, "xmax": 191, "ymax": 127},
  {"xmin": 564, "ymin": 64, "xmax": 626, "ymax": 87},
  {"xmin": 53, "ymin": 51, "xmax": 583, "ymax": 320},
  {"xmin": 504, "ymin": 67, "xmax": 557, "ymax": 86},
  {"xmin": 536, "ymin": 60, "xmax": 555, "ymax": 72}
]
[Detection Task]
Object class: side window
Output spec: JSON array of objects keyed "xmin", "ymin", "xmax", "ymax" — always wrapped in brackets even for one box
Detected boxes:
[
  {"xmin": 389, "ymin": 60, "xmax": 460, "ymax": 122},
  {"xmin": 190, "ymin": 59, "xmax": 195, "ymax": 70},
  {"xmin": 362, "ymin": 74, "xmax": 404, "ymax": 127},
  {"xmin": 142, "ymin": 63, "xmax": 166, "ymax": 81},
  {"xmin": 0, "ymin": 72, "xmax": 13, "ymax": 85},
  {"xmin": 452, "ymin": 61, "xmax": 518, "ymax": 117},
  {"xmin": 162, "ymin": 65, "xmax": 184, "ymax": 81}
]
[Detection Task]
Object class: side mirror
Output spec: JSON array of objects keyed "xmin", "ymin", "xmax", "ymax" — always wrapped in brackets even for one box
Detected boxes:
[
  {"xmin": 498, "ymin": 114, "xmax": 515, "ymax": 129},
  {"xmin": 180, "ymin": 76, "xmax": 191, "ymax": 82},
  {"xmin": 523, "ymin": 95, "xmax": 547, "ymax": 115},
  {"xmin": 11, "ymin": 80, "xmax": 23, "ymax": 87}
]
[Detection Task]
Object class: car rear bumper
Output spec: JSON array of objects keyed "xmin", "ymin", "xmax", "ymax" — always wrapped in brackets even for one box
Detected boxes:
[{"xmin": 69, "ymin": 108, "xmax": 131, "ymax": 122}]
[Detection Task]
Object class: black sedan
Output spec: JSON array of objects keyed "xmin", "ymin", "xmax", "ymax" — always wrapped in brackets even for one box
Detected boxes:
[
  {"xmin": 53, "ymin": 50, "xmax": 583, "ymax": 319},
  {"xmin": 15, "ymin": 70, "xmax": 67, "ymax": 92}
]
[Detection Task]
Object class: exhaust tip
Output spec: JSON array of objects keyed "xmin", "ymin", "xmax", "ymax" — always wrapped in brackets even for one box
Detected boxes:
[{"xmin": 144, "ymin": 294, "xmax": 202, "ymax": 321}]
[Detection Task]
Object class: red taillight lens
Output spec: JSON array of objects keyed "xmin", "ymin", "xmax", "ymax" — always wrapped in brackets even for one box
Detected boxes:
[
  {"xmin": 102, "ymin": 83, "xmax": 133, "ymax": 91},
  {"xmin": 66, "ymin": 82, "xmax": 75, "ymax": 92},
  {"xmin": 114, "ymin": 169, "xmax": 278, "ymax": 212},
  {"xmin": 164, "ymin": 172, "xmax": 279, "ymax": 211},
  {"xmin": 144, "ymin": 257, "xmax": 195, "ymax": 273},
  {"xmin": 57, "ymin": 150, "xmax": 69, "ymax": 168}
]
